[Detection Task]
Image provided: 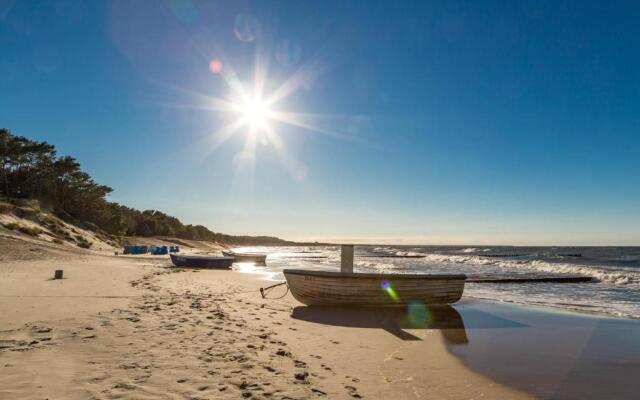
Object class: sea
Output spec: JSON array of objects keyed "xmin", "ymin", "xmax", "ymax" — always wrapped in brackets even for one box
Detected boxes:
[{"xmin": 232, "ymin": 245, "xmax": 640, "ymax": 319}]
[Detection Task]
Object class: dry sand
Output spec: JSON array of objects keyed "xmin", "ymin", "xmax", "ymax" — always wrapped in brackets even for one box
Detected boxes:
[{"xmin": 0, "ymin": 238, "xmax": 533, "ymax": 400}]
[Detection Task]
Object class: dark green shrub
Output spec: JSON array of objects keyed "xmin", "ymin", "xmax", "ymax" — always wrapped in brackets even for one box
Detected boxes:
[
  {"xmin": 16, "ymin": 225, "xmax": 42, "ymax": 236},
  {"xmin": 3, "ymin": 222, "xmax": 19, "ymax": 230},
  {"xmin": 77, "ymin": 239, "xmax": 92, "ymax": 249}
]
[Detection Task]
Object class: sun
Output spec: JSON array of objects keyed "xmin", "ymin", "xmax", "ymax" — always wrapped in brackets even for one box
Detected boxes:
[
  {"xmin": 241, "ymin": 97, "xmax": 270, "ymax": 129},
  {"xmin": 169, "ymin": 52, "xmax": 355, "ymax": 181}
]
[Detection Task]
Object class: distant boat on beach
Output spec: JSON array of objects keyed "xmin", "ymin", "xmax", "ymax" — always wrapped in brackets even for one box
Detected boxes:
[
  {"xmin": 221, "ymin": 250, "xmax": 268, "ymax": 264},
  {"xmin": 283, "ymin": 269, "xmax": 466, "ymax": 306},
  {"xmin": 169, "ymin": 253, "xmax": 234, "ymax": 268}
]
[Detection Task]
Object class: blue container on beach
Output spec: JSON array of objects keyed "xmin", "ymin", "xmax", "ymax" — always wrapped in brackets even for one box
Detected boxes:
[
  {"xmin": 124, "ymin": 245, "xmax": 149, "ymax": 255},
  {"xmin": 151, "ymin": 245, "xmax": 168, "ymax": 255}
]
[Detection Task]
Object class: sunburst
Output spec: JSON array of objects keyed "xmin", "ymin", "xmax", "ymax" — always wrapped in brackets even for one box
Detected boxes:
[{"xmin": 162, "ymin": 44, "xmax": 365, "ymax": 185}]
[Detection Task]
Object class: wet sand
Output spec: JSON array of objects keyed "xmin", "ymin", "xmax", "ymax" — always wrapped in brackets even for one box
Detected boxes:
[
  {"xmin": 449, "ymin": 301, "xmax": 640, "ymax": 400},
  {"xmin": 1, "ymin": 243, "xmax": 637, "ymax": 399}
]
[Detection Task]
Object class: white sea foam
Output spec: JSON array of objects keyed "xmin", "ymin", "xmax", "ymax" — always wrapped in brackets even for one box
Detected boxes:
[
  {"xmin": 369, "ymin": 247, "xmax": 425, "ymax": 257},
  {"xmin": 355, "ymin": 260, "xmax": 399, "ymax": 272},
  {"xmin": 415, "ymin": 252, "xmax": 640, "ymax": 287},
  {"xmin": 525, "ymin": 260, "xmax": 640, "ymax": 286}
]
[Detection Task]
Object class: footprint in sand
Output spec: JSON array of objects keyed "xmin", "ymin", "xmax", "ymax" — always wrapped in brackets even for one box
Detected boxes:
[
  {"xmin": 294, "ymin": 371, "xmax": 309, "ymax": 382},
  {"xmin": 275, "ymin": 349, "xmax": 291, "ymax": 357},
  {"xmin": 345, "ymin": 385, "xmax": 363, "ymax": 398},
  {"xmin": 0, "ymin": 340, "xmax": 22, "ymax": 350}
]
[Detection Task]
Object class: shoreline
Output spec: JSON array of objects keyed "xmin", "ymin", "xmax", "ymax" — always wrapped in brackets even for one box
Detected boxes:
[{"xmin": 2, "ymin": 245, "xmax": 639, "ymax": 399}]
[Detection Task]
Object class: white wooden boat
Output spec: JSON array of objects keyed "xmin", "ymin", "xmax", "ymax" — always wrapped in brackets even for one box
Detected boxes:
[
  {"xmin": 170, "ymin": 253, "xmax": 234, "ymax": 269},
  {"xmin": 221, "ymin": 250, "xmax": 267, "ymax": 265},
  {"xmin": 283, "ymin": 269, "xmax": 466, "ymax": 306}
]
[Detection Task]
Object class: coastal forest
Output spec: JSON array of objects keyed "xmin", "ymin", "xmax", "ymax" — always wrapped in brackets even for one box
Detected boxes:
[{"xmin": 0, "ymin": 128, "xmax": 290, "ymax": 245}]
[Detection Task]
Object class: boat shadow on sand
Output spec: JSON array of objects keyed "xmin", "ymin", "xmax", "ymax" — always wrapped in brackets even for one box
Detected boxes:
[
  {"xmin": 291, "ymin": 305, "xmax": 529, "ymax": 343},
  {"xmin": 291, "ymin": 305, "xmax": 469, "ymax": 343}
]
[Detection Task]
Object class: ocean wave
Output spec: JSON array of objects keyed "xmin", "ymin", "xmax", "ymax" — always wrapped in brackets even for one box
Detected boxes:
[
  {"xmin": 354, "ymin": 260, "xmax": 403, "ymax": 273},
  {"xmin": 368, "ymin": 247, "xmax": 425, "ymax": 257},
  {"xmin": 420, "ymin": 253, "xmax": 640, "ymax": 287},
  {"xmin": 525, "ymin": 261, "xmax": 640, "ymax": 286}
]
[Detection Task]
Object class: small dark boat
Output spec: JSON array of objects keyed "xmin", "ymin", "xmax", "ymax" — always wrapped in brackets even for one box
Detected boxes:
[
  {"xmin": 221, "ymin": 250, "xmax": 267, "ymax": 265},
  {"xmin": 170, "ymin": 253, "xmax": 234, "ymax": 269}
]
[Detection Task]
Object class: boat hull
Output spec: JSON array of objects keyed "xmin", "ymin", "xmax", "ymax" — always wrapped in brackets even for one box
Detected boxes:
[
  {"xmin": 170, "ymin": 253, "xmax": 234, "ymax": 269},
  {"xmin": 222, "ymin": 250, "xmax": 267, "ymax": 265},
  {"xmin": 283, "ymin": 269, "xmax": 466, "ymax": 306}
]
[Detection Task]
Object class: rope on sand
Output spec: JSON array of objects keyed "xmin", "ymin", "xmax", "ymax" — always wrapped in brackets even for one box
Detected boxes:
[{"xmin": 259, "ymin": 281, "xmax": 289, "ymax": 300}]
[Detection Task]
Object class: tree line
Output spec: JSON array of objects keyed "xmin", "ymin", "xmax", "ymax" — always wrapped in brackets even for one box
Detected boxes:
[{"xmin": 0, "ymin": 128, "xmax": 292, "ymax": 245}]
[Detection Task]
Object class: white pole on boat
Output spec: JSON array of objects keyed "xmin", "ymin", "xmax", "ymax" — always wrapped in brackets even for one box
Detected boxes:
[{"xmin": 341, "ymin": 244, "xmax": 354, "ymax": 273}]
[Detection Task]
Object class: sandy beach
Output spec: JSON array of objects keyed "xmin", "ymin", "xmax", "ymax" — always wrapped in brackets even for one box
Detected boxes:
[
  {"xmin": 3, "ymin": 238, "xmax": 640, "ymax": 400},
  {"xmin": 1, "ymin": 238, "xmax": 539, "ymax": 400}
]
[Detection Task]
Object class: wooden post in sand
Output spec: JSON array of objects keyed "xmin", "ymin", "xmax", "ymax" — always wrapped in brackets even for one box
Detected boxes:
[
  {"xmin": 54, "ymin": 270, "xmax": 63, "ymax": 279},
  {"xmin": 340, "ymin": 245, "xmax": 354, "ymax": 273}
]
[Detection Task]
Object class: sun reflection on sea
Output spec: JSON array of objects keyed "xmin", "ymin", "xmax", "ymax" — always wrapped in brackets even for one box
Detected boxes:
[{"xmin": 232, "ymin": 262, "xmax": 266, "ymax": 274}]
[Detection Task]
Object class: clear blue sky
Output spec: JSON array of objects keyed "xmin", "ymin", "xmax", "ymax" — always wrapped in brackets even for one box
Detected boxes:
[{"xmin": 1, "ymin": 0, "xmax": 639, "ymax": 245}]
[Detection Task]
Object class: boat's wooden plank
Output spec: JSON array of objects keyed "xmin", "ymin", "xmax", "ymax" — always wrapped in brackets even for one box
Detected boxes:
[
  {"xmin": 284, "ymin": 269, "xmax": 466, "ymax": 280},
  {"xmin": 290, "ymin": 283, "xmax": 463, "ymax": 292},
  {"xmin": 287, "ymin": 277, "xmax": 464, "ymax": 288},
  {"xmin": 293, "ymin": 288, "xmax": 460, "ymax": 299},
  {"xmin": 284, "ymin": 270, "xmax": 465, "ymax": 306}
]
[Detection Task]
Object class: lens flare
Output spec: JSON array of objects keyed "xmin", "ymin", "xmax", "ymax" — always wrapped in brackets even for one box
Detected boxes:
[
  {"xmin": 275, "ymin": 39, "xmax": 302, "ymax": 66},
  {"xmin": 234, "ymin": 14, "xmax": 261, "ymax": 42},
  {"xmin": 381, "ymin": 280, "xmax": 400, "ymax": 302},
  {"xmin": 407, "ymin": 303, "xmax": 432, "ymax": 328},
  {"xmin": 208, "ymin": 59, "xmax": 223, "ymax": 74}
]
